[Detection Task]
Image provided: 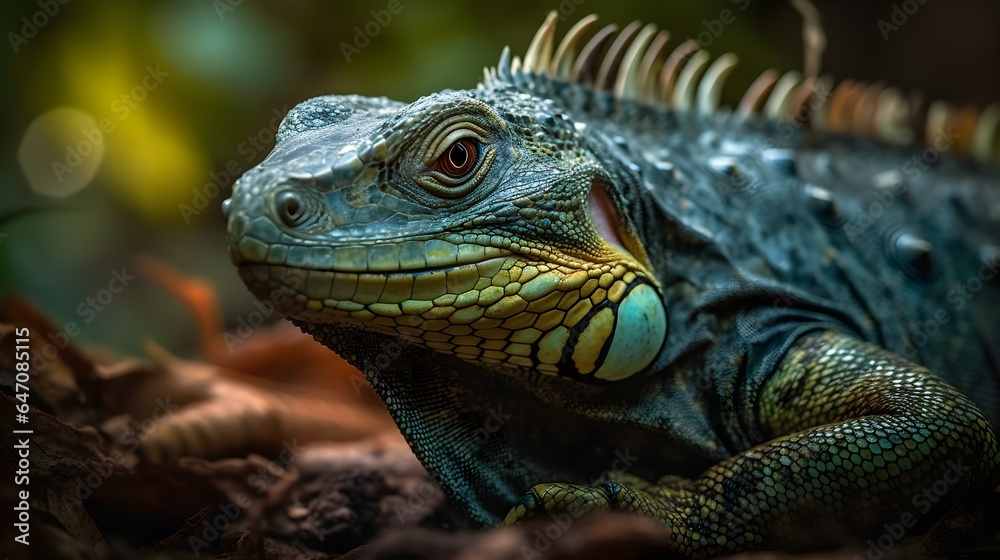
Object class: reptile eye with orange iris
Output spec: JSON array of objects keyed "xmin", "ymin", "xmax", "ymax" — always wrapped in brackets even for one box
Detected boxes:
[{"xmin": 436, "ymin": 138, "xmax": 478, "ymax": 178}]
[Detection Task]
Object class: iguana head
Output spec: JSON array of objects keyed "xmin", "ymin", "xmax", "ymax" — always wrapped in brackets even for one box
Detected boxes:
[{"xmin": 225, "ymin": 85, "xmax": 666, "ymax": 382}]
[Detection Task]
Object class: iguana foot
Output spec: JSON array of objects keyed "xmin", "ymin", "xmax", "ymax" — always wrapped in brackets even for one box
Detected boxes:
[{"xmin": 504, "ymin": 479, "xmax": 672, "ymax": 525}]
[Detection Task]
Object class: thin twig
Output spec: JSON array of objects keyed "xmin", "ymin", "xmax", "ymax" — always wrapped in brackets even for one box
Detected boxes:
[{"xmin": 790, "ymin": 0, "xmax": 826, "ymax": 80}]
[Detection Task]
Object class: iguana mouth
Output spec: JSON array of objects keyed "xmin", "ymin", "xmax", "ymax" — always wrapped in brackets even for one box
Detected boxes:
[
  {"xmin": 230, "ymin": 232, "xmax": 514, "ymax": 274},
  {"xmin": 235, "ymin": 256, "xmax": 513, "ymax": 314}
]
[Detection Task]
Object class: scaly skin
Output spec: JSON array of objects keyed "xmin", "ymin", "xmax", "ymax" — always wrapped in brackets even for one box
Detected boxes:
[
  {"xmin": 224, "ymin": 13, "xmax": 1000, "ymax": 557},
  {"xmin": 504, "ymin": 331, "xmax": 999, "ymax": 555}
]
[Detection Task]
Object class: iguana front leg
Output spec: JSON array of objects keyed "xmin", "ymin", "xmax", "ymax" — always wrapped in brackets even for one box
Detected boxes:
[{"xmin": 505, "ymin": 330, "xmax": 1000, "ymax": 557}]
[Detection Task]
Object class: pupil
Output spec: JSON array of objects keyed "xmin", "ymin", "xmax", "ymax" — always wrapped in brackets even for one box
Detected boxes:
[{"xmin": 450, "ymin": 143, "xmax": 468, "ymax": 168}]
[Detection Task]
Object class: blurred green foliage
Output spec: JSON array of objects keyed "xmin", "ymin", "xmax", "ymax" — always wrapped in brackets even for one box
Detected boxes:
[{"xmin": 0, "ymin": 0, "xmax": 996, "ymax": 358}]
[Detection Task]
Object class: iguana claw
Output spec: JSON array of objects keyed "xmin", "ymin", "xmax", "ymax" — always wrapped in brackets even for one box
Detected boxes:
[{"xmin": 505, "ymin": 480, "xmax": 652, "ymax": 525}]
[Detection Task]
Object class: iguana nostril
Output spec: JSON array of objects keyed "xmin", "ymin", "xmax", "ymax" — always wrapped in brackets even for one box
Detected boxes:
[{"xmin": 274, "ymin": 191, "xmax": 307, "ymax": 227}]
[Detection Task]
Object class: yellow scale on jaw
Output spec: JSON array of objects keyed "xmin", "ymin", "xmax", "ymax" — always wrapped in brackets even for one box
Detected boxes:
[{"xmin": 262, "ymin": 237, "xmax": 667, "ymax": 383}]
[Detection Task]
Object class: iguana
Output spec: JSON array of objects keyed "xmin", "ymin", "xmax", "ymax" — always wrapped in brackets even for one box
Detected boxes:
[{"xmin": 223, "ymin": 11, "xmax": 1000, "ymax": 557}]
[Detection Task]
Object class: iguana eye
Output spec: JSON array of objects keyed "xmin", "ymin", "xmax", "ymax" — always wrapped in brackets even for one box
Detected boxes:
[
  {"xmin": 419, "ymin": 124, "xmax": 492, "ymax": 198},
  {"xmin": 435, "ymin": 138, "xmax": 478, "ymax": 178}
]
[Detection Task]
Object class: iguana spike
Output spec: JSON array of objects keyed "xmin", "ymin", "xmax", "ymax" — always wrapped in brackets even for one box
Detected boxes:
[
  {"xmin": 873, "ymin": 86, "xmax": 911, "ymax": 145},
  {"xmin": 836, "ymin": 81, "xmax": 871, "ymax": 133},
  {"xmin": 696, "ymin": 52, "xmax": 738, "ymax": 115},
  {"xmin": 497, "ymin": 46, "xmax": 512, "ymax": 82},
  {"xmin": 841, "ymin": 82, "xmax": 870, "ymax": 133},
  {"xmin": 497, "ymin": 12, "xmax": 997, "ymax": 164},
  {"xmin": 637, "ymin": 30, "xmax": 671, "ymax": 104},
  {"xmin": 658, "ymin": 39, "xmax": 698, "ymax": 104},
  {"xmin": 808, "ymin": 74, "xmax": 835, "ymax": 130},
  {"xmin": 822, "ymin": 79, "xmax": 855, "ymax": 132},
  {"xmin": 550, "ymin": 14, "xmax": 599, "ymax": 79},
  {"xmin": 510, "ymin": 55, "xmax": 523, "ymax": 80},
  {"xmin": 595, "ymin": 20, "xmax": 642, "ymax": 91},
  {"xmin": 571, "ymin": 24, "xmax": 618, "ymax": 85},
  {"xmin": 853, "ymin": 82, "xmax": 886, "ymax": 136},
  {"xmin": 614, "ymin": 23, "xmax": 658, "ymax": 100},
  {"xmin": 331, "ymin": 146, "xmax": 364, "ymax": 187},
  {"xmin": 952, "ymin": 105, "xmax": 980, "ymax": 154},
  {"xmin": 671, "ymin": 49, "xmax": 710, "ymax": 110},
  {"xmin": 764, "ymin": 70, "xmax": 802, "ymax": 120},
  {"xmin": 524, "ymin": 10, "xmax": 558, "ymax": 74},
  {"xmin": 737, "ymin": 69, "xmax": 779, "ymax": 116},
  {"xmin": 905, "ymin": 90, "xmax": 929, "ymax": 143},
  {"xmin": 972, "ymin": 102, "xmax": 1000, "ymax": 163},
  {"xmin": 785, "ymin": 76, "xmax": 818, "ymax": 124}
]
